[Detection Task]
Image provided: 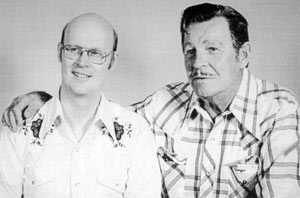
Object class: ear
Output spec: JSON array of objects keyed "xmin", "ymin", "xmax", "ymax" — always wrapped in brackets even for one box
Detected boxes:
[
  {"xmin": 108, "ymin": 52, "xmax": 119, "ymax": 70},
  {"xmin": 237, "ymin": 42, "xmax": 251, "ymax": 68},
  {"xmin": 57, "ymin": 43, "xmax": 63, "ymax": 62}
]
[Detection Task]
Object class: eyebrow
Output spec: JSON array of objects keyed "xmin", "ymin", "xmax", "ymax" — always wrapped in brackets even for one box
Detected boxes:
[
  {"xmin": 183, "ymin": 42, "xmax": 193, "ymax": 49},
  {"xmin": 203, "ymin": 40, "xmax": 224, "ymax": 47},
  {"xmin": 71, "ymin": 45, "xmax": 104, "ymax": 51}
]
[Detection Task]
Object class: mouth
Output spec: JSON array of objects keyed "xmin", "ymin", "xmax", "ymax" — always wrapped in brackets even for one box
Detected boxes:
[
  {"xmin": 192, "ymin": 71, "xmax": 216, "ymax": 80},
  {"xmin": 72, "ymin": 71, "xmax": 91, "ymax": 79}
]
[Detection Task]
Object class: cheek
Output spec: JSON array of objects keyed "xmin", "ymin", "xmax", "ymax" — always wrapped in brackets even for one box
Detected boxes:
[
  {"xmin": 94, "ymin": 68, "xmax": 109, "ymax": 81},
  {"xmin": 184, "ymin": 59, "xmax": 193, "ymax": 73}
]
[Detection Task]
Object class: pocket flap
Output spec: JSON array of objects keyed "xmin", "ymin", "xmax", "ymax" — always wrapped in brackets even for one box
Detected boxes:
[
  {"xmin": 25, "ymin": 167, "xmax": 55, "ymax": 187},
  {"xmin": 97, "ymin": 173, "xmax": 126, "ymax": 193}
]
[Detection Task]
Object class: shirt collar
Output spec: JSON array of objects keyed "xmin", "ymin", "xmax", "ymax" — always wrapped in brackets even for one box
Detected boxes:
[
  {"xmin": 229, "ymin": 69, "xmax": 260, "ymax": 139},
  {"xmin": 45, "ymin": 91, "xmax": 118, "ymax": 142},
  {"xmin": 94, "ymin": 94, "xmax": 118, "ymax": 142},
  {"xmin": 42, "ymin": 91, "xmax": 65, "ymax": 130}
]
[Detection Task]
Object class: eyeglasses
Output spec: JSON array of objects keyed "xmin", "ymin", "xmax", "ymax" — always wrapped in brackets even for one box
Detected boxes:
[{"xmin": 59, "ymin": 43, "xmax": 113, "ymax": 65}]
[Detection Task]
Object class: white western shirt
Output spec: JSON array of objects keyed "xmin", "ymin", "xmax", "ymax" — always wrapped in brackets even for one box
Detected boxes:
[{"xmin": 0, "ymin": 94, "xmax": 161, "ymax": 198}]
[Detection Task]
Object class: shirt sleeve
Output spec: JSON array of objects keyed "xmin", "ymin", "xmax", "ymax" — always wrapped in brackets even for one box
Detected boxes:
[
  {"xmin": 259, "ymin": 104, "xmax": 300, "ymax": 197},
  {"xmin": 130, "ymin": 93, "xmax": 156, "ymax": 128},
  {"xmin": 0, "ymin": 126, "xmax": 25, "ymax": 198},
  {"xmin": 124, "ymin": 119, "xmax": 161, "ymax": 198}
]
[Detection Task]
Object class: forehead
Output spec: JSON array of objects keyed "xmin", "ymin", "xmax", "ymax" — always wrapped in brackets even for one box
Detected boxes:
[
  {"xmin": 64, "ymin": 19, "xmax": 114, "ymax": 51},
  {"xmin": 184, "ymin": 17, "xmax": 232, "ymax": 46}
]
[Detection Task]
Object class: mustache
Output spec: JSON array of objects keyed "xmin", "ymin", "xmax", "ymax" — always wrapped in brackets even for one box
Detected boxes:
[{"xmin": 190, "ymin": 70, "xmax": 217, "ymax": 78}]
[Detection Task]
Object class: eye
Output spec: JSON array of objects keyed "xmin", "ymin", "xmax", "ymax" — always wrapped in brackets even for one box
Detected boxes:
[
  {"xmin": 207, "ymin": 47, "xmax": 218, "ymax": 53},
  {"xmin": 66, "ymin": 46, "xmax": 80, "ymax": 53},
  {"xmin": 89, "ymin": 50, "xmax": 104, "ymax": 57},
  {"xmin": 184, "ymin": 48, "xmax": 196, "ymax": 57}
]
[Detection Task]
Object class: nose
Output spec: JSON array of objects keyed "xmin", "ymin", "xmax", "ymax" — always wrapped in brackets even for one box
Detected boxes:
[
  {"xmin": 193, "ymin": 51, "xmax": 207, "ymax": 69},
  {"xmin": 76, "ymin": 51, "xmax": 90, "ymax": 67}
]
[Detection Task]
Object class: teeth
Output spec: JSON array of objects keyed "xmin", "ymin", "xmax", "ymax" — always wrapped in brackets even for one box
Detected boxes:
[{"xmin": 73, "ymin": 72, "xmax": 90, "ymax": 78}]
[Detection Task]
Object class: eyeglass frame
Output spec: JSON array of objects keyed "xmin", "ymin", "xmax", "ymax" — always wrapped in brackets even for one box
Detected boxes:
[{"xmin": 58, "ymin": 43, "xmax": 114, "ymax": 65}]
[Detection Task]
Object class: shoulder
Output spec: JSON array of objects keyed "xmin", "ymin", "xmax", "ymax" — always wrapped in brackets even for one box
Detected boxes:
[
  {"xmin": 255, "ymin": 78, "xmax": 299, "ymax": 122},
  {"xmin": 256, "ymin": 78, "xmax": 299, "ymax": 109},
  {"xmin": 255, "ymin": 78, "xmax": 299, "ymax": 143},
  {"xmin": 18, "ymin": 98, "xmax": 54, "ymax": 145}
]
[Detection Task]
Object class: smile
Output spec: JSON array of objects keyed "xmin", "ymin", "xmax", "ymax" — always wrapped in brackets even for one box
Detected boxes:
[{"xmin": 72, "ymin": 71, "xmax": 91, "ymax": 79}]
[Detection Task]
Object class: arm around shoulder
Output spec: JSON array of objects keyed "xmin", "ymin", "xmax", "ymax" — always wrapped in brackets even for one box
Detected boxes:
[{"xmin": 1, "ymin": 91, "xmax": 52, "ymax": 132}]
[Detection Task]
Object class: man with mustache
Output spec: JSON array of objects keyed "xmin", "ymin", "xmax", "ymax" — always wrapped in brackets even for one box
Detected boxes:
[
  {"xmin": 0, "ymin": 13, "xmax": 161, "ymax": 197},
  {"xmin": 2, "ymin": 3, "xmax": 300, "ymax": 197}
]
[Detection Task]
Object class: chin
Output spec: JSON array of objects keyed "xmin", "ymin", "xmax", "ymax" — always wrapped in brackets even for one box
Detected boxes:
[
  {"xmin": 72, "ymin": 90, "xmax": 89, "ymax": 96},
  {"xmin": 193, "ymin": 85, "xmax": 215, "ymax": 99},
  {"xmin": 69, "ymin": 86, "xmax": 90, "ymax": 95}
]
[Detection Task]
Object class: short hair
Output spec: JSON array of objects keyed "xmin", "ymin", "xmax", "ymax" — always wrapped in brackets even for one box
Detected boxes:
[
  {"xmin": 60, "ymin": 23, "xmax": 118, "ymax": 52},
  {"xmin": 180, "ymin": 3, "xmax": 249, "ymax": 52}
]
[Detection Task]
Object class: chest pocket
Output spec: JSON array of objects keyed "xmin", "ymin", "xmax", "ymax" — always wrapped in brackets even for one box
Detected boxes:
[
  {"xmin": 96, "ymin": 158, "xmax": 128, "ymax": 198},
  {"xmin": 23, "ymin": 166, "xmax": 55, "ymax": 198},
  {"xmin": 97, "ymin": 174, "xmax": 126, "ymax": 194},
  {"xmin": 224, "ymin": 155, "xmax": 261, "ymax": 197}
]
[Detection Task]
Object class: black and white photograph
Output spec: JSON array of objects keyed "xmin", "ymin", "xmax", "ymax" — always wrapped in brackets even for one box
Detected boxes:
[{"xmin": 0, "ymin": 0, "xmax": 299, "ymax": 197}]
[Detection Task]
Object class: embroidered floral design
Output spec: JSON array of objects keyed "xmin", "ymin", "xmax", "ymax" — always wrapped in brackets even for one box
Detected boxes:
[
  {"xmin": 31, "ymin": 118, "xmax": 43, "ymax": 138},
  {"xmin": 112, "ymin": 117, "xmax": 133, "ymax": 148},
  {"xmin": 124, "ymin": 122, "xmax": 132, "ymax": 138},
  {"xmin": 22, "ymin": 112, "xmax": 54, "ymax": 146},
  {"xmin": 113, "ymin": 121, "xmax": 124, "ymax": 141}
]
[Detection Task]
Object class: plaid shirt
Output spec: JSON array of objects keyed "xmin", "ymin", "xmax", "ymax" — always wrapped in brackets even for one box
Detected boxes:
[{"xmin": 132, "ymin": 69, "xmax": 300, "ymax": 198}]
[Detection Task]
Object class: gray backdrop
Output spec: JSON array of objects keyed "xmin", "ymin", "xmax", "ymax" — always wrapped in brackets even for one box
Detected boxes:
[{"xmin": 1, "ymin": 0, "xmax": 299, "ymax": 115}]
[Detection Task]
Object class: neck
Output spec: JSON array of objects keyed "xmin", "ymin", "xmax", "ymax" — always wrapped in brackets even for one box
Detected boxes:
[{"xmin": 59, "ymin": 87, "xmax": 102, "ymax": 136}]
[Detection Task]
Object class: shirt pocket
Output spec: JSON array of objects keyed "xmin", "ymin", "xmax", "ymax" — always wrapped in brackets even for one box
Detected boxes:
[
  {"xmin": 157, "ymin": 146, "xmax": 186, "ymax": 197},
  {"xmin": 224, "ymin": 155, "xmax": 261, "ymax": 197},
  {"xmin": 96, "ymin": 166, "xmax": 127, "ymax": 198},
  {"xmin": 23, "ymin": 166, "xmax": 55, "ymax": 198}
]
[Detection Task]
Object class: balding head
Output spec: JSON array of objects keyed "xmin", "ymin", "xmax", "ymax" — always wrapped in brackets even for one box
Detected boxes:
[{"xmin": 60, "ymin": 13, "xmax": 118, "ymax": 52}]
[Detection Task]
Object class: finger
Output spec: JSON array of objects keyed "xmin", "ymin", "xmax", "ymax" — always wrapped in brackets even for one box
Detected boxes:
[
  {"xmin": 11, "ymin": 107, "xmax": 23, "ymax": 127},
  {"xmin": 3, "ymin": 108, "xmax": 12, "ymax": 129},
  {"xmin": 24, "ymin": 103, "xmax": 40, "ymax": 119},
  {"xmin": 9, "ymin": 110, "xmax": 18, "ymax": 132},
  {"xmin": 1, "ymin": 109, "xmax": 8, "ymax": 126},
  {"xmin": 11, "ymin": 95, "xmax": 31, "ymax": 122}
]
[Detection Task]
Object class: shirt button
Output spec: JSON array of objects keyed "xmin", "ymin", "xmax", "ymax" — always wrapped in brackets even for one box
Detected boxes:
[
  {"xmin": 205, "ymin": 171, "xmax": 211, "ymax": 177},
  {"xmin": 31, "ymin": 181, "xmax": 35, "ymax": 185},
  {"xmin": 209, "ymin": 137, "xmax": 215, "ymax": 142},
  {"xmin": 75, "ymin": 182, "xmax": 80, "ymax": 186}
]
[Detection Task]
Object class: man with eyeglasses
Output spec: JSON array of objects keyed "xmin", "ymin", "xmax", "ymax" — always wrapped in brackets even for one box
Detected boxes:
[{"xmin": 0, "ymin": 13, "xmax": 161, "ymax": 198}]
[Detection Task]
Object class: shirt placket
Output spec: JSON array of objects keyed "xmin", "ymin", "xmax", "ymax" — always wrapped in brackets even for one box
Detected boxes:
[
  {"xmin": 200, "ymin": 116, "xmax": 225, "ymax": 198},
  {"xmin": 70, "ymin": 143, "xmax": 84, "ymax": 198},
  {"xmin": 181, "ymin": 108, "xmax": 215, "ymax": 198}
]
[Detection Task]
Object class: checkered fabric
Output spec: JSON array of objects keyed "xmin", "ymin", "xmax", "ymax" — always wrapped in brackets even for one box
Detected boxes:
[{"xmin": 131, "ymin": 69, "xmax": 300, "ymax": 198}]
